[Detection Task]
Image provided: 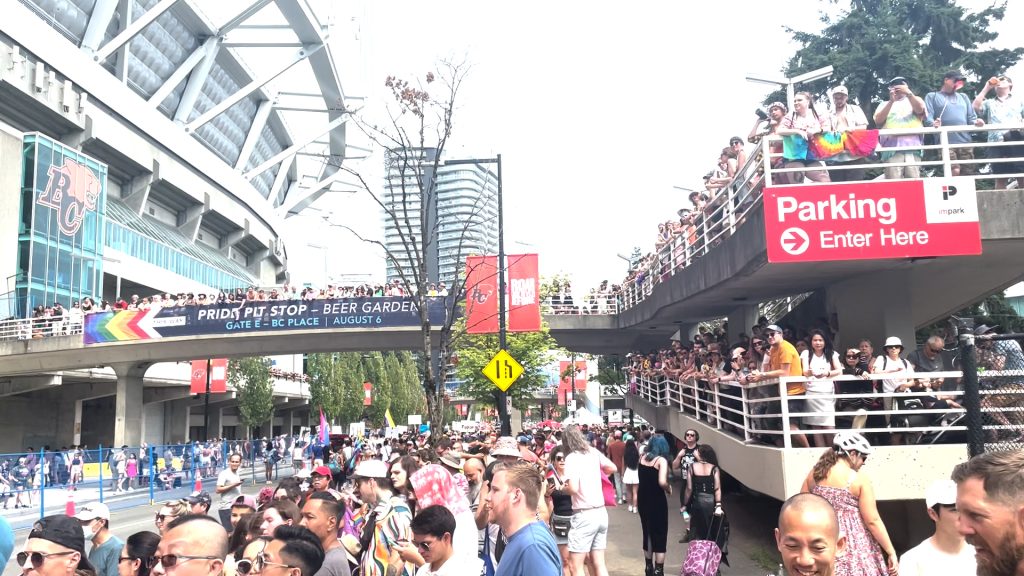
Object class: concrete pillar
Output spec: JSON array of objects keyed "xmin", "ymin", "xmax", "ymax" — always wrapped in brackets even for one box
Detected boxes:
[
  {"xmin": 207, "ymin": 407, "xmax": 223, "ymax": 440},
  {"xmin": 828, "ymin": 270, "xmax": 917, "ymax": 352},
  {"xmin": 164, "ymin": 399, "xmax": 191, "ymax": 444},
  {"xmin": 727, "ymin": 304, "xmax": 759, "ymax": 345},
  {"xmin": 285, "ymin": 411, "xmax": 295, "ymax": 435},
  {"xmin": 111, "ymin": 363, "xmax": 148, "ymax": 447},
  {"xmin": 73, "ymin": 399, "xmax": 84, "ymax": 446}
]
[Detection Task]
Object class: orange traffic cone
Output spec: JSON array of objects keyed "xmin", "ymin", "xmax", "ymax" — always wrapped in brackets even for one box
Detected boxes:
[
  {"xmin": 65, "ymin": 487, "xmax": 75, "ymax": 516},
  {"xmin": 194, "ymin": 476, "xmax": 201, "ymax": 493}
]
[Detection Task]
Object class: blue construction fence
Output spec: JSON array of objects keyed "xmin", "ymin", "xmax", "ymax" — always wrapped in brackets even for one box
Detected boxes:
[{"xmin": 0, "ymin": 442, "xmax": 295, "ymax": 527}]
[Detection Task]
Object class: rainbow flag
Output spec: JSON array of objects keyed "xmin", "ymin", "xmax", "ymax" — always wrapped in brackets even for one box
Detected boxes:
[
  {"xmin": 318, "ymin": 408, "xmax": 329, "ymax": 444},
  {"xmin": 783, "ymin": 129, "xmax": 880, "ymax": 161}
]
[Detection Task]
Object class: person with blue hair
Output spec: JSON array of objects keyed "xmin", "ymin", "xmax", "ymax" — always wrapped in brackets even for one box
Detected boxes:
[{"xmin": 637, "ymin": 434, "xmax": 673, "ymax": 576}]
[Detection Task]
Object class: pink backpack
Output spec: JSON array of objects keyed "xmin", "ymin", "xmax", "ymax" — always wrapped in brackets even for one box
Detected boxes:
[{"xmin": 681, "ymin": 540, "xmax": 721, "ymax": 576}]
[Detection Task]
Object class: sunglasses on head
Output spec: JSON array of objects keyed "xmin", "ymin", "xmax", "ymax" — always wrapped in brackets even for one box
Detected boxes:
[{"xmin": 18, "ymin": 551, "xmax": 76, "ymax": 568}]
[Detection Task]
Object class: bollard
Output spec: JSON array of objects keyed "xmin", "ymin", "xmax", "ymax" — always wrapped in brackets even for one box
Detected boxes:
[{"xmin": 148, "ymin": 445, "xmax": 155, "ymax": 504}]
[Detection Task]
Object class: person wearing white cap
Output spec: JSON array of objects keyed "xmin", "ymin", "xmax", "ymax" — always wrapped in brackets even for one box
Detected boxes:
[
  {"xmin": 75, "ymin": 502, "xmax": 123, "ymax": 576},
  {"xmin": 350, "ymin": 459, "xmax": 413, "ymax": 576},
  {"xmin": 826, "ymin": 85, "xmax": 869, "ymax": 182},
  {"xmin": 899, "ymin": 479, "xmax": 976, "ymax": 575},
  {"xmin": 871, "ymin": 336, "xmax": 915, "ymax": 444}
]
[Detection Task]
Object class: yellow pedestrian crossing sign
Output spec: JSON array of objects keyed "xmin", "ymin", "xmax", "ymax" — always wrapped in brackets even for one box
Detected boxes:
[{"xmin": 483, "ymin": 349, "xmax": 524, "ymax": 392}]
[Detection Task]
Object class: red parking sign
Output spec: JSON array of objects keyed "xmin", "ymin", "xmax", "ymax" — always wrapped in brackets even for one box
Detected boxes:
[{"xmin": 763, "ymin": 179, "xmax": 982, "ymax": 263}]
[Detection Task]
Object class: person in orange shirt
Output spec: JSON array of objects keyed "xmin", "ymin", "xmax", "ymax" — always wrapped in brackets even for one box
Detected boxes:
[{"xmin": 749, "ymin": 325, "xmax": 809, "ymax": 448}]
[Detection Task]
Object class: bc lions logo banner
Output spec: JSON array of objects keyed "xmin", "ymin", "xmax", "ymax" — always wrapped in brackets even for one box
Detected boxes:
[
  {"xmin": 464, "ymin": 253, "xmax": 540, "ymax": 334},
  {"xmin": 36, "ymin": 157, "xmax": 102, "ymax": 236}
]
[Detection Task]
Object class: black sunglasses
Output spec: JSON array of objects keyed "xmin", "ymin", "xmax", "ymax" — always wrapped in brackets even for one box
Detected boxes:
[
  {"xmin": 18, "ymin": 551, "xmax": 76, "ymax": 568},
  {"xmin": 412, "ymin": 540, "xmax": 435, "ymax": 552},
  {"xmin": 845, "ymin": 354, "xmax": 859, "ymax": 358},
  {"xmin": 149, "ymin": 554, "xmax": 221, "ymax": 568}
]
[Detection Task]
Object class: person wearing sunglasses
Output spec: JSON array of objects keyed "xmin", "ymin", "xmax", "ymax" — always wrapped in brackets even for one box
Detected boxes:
[
  {"xmin": 19, "ymin": 515, "xmax": 95, "ymax": 576},
  {"xmin": 154, "ymin": 500, "xmax": 190, "ymax": 535},
  {"xmin": 403, "ymin": 505, "xmax": 466, "ymax": 576},
  {"xmin": 150, "ymin": 515, "xmax": 227, "ymax": 576},
  {"xmin": 246, "ymin": 526, "xmax": 323, "ymax": 576},
  {"xmin": 117, "ymin": 532, "xmax": 160, "ymax": 576}
]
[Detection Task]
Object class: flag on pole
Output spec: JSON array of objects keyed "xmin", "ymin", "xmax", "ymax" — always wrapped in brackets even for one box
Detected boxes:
[
  {"xmin": 319, "ymin": 408, "xmax": 329, "ymax": 444},
  {"xmin": 385, "ymin": 408, "xmax": 396, "ymax": 429}
]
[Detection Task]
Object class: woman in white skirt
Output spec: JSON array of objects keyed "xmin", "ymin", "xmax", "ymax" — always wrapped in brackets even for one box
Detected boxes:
[
  {"xmin": 800, "ymin": 329, "xmax": 842, "ymax": 447},
  {"xmin": 622, "ymin": 434, "xmax": 641, "ymax": 512}
]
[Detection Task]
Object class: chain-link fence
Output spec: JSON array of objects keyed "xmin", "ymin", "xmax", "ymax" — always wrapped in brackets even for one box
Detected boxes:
[{"xmin": 958, "ymin": 328, "xmax": 1024, "ymax": 455}]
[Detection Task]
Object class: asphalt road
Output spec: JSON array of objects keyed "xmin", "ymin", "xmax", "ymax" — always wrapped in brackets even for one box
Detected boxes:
[{"xmin": 3, "ymin": 472, "xmax": 781, "ymax": 576}]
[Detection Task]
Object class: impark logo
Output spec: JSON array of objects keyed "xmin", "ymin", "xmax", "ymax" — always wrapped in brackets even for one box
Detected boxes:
[
  {"xmin": 780, "ymin": 227, "xmax": 810, "ymax": 256},
  {"xmin": 36, "ymin": 157, "xmax": 101, "ymax": 236}
]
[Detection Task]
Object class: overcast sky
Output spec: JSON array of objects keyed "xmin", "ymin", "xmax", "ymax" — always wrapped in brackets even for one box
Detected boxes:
[{"xmin": 278, "ymin": 0, "xmax": 1024, "ymax": 292}]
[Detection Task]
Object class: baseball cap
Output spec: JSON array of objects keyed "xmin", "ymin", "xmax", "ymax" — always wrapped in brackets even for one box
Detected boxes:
[
  {"xmin": 311, "ymin": 465, "xmax": 332, "ymax": 478},
  {"xmin": 28, "ymin": 516, "xmax": 94, "ymax": 572},
  {"xmin": 832, "ymin": 85, "xmax": 848, "ymax": 95},
  {"xmin": 767, "ymin": 101, "xmax": 787, "ymax": 112},
  {"xmin": 925, "ymin": 479, "xmax": 957, "ymax": 508},
  {"xmin": 888, "ymin": 76, "xmax": 908, "ymax": 87},
  {"xmin": 351, "ymin": 459, "xmax": 389, "ymax": 479},
  {"xmin": 944, "ymin": 70, "xmax": 964, "ymax": 81},
  {"xmin": 764, "ymin": 324, "xmax": 784, "ymax": 335},
  {"xmin": 74, "ymin": 503, "xmax": 109, "ymax": 522},
  {"xmin": 232, "ymin": 495, "xmax": 258, "ymax": 510},
  {"xmin": 186, "ymin": 491, "xmax": 211, "ymax": 507}
]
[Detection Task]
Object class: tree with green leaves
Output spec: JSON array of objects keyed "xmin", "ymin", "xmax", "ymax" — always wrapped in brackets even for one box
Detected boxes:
[
  {"xmin": 452, "ymin": 315, "xmax": 559, "ymax": 409},
  {"xmin": 593, "ymin": 355, "xmax": 627, "ymax": 396},
  {"xmin": 229, "ymin": 357, "xmax": 275, "ymax": 439},
  {"xmin": 769, "ymin": 0, "xmax": 1022, "ymax": 114},
  {"xmin": 305, "ymin": 351, "xmax": 426, "ymax": 428}
]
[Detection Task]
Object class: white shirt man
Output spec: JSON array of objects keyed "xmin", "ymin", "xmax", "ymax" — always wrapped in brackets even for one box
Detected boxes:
[{"xmin": 900, "ymin": 480, "xmax": 976, "ymax": 575}]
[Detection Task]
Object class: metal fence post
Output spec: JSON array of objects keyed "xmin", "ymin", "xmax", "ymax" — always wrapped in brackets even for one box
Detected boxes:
[
  {"xmin": 38, "ymin": 447, "xmax": 45, "ymax": 519},
  {"xmin": 98, "ymin": 444, "xmax": 104, "ymax": 503},
  {"xmin": 148, "ymin": 445, "xmax": 155, "ymax": 504},
  {"xmin": 959, "ymin": 331, "xmax": 983, "ymax": 456}
]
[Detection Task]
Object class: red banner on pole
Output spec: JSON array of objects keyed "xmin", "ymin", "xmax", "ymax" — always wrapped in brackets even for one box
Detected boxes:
[
  {"xmin": 465, "ymin": 255, "xmax": 499, "ymax": 334},
  {"xmin": 190, "ymin": 360, "xmax": 207, "ymax": 394},
  {"xmin": 507, "ymin": 253, "xmax": 540, "ymax": 332},
  {"xmin": 210, "ymin": 358, "xmax": 228, "ymax": 393},
  {"xmin": 363, "ymin": 381, "xmax": 373, "ymax": 406}
]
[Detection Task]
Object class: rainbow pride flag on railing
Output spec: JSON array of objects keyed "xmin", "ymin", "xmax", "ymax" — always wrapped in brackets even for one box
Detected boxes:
[{"xmin": 782, "ymin": 129, "xmax": 880, "ymax": 161}]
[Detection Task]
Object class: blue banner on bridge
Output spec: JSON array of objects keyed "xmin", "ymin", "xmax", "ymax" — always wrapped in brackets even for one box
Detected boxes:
[{"xmin": 83, "ymin": 297, "xmax": 450, "ymax": 345}]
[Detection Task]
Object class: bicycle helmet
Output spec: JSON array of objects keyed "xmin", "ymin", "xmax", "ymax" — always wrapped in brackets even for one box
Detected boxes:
[{"xmin": 833, "ymin": 431, "xmax": 874, "ymax": 456}]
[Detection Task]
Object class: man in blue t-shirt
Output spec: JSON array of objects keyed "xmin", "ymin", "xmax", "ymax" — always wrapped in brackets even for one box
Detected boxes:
[
  {"xmin": 485, "ymin": 462, "xmax": 561, "ymax": 576},
  {"xmin": 925, "ymin": 70, "xmax": 986, "ymax": 176}
]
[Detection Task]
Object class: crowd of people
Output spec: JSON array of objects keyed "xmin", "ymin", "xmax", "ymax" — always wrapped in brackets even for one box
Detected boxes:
[
  {"xmin": 626, "ymin": 318, "xmax": 1024, "ymax": 448},
  {"xmin": 10, "ymin": 425, "xmax": 1023, "ymax": 576}
]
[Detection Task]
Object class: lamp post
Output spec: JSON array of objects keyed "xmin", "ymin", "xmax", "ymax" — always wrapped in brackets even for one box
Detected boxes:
[
  {"xmin": 442, "ymin": 155, "xmax": 510, "ymax": 436},
  {"xmin": 745, "ymin": 65, "xmax": 835, "ymax": 111}
]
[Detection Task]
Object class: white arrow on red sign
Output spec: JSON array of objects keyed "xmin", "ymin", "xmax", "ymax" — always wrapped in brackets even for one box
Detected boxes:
[{"xmin": 780, "ymin": 227, "xmax": 810, "ymax": 256}]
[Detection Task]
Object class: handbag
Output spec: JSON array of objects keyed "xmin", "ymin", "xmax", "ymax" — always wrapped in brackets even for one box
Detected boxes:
[
  {"xmin": 551, "ymin": 514, "xmax": 571, "ymax": 539},
  {"xmin": 601, "ymin": 473, "xmax": 617, "ymax": 507}
]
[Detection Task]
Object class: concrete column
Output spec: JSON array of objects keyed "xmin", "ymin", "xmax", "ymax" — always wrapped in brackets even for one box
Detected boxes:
[
  {"xmin": 828, "ymin": 270, "xmax": 917, "ymax": 352},
  {"xmin": 111, "ymin": 363, "xmax": 148, "ymax": 447},
  {"xmin": 727, "ymin": 304, "xmax": 759, "ymax": 346},
  {"xmin": 73, "ymin": 399, "xmax": 84, "ymax": 446},
  {"xmin": 207, "ymin": 407, "xmax": 223, "ymax": 439},
  {"xmin": 162, "ymin": 399, "xmax": 191, "ymax": 444},
  {"xmin": 285, "ymin": 411, "xmax": 295, "ymax": 435}
]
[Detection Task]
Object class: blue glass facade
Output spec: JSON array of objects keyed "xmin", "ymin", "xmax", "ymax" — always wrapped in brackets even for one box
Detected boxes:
[{"xmin": 16, "ymin": 134, "xmax": 106, "ymax": 317}]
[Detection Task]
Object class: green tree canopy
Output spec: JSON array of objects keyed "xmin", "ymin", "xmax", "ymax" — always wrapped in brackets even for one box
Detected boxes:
[
  {"xmin": 771, "ymin": 0, "xmax": 1022, "ymax": 113},
  {"xmin": 452, "ymin": 316, "xmax": 559, "ymax": 409},
  {"xmin": 305, "ymin": 352, "xmax": 425, "ymax": 428},
  {"xmin": 229, "ymin": 357, "xmax": 274, "ymax": 437}
]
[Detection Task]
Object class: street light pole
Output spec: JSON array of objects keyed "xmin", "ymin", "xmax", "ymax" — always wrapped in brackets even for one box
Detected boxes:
[
  {"xmin": 442, "ymin": 155, "xmax": 510, "ymax": 436},
  {"xmin": 745, "ymin": 65, "xmax": 834, "ymax": 111}
]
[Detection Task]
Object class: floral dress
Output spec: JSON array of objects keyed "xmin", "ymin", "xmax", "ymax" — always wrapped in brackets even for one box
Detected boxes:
[{"xmin": 811, "ymin": 473, "xmax": 886, "ymax": 576}]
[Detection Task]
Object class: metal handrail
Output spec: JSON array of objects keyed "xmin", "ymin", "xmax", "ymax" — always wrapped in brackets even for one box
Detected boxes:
[
  {"xmin": 618, "ymin": 123, "xmax": 1024, "ymax": 312},
  {"xmin": 542, "ymin": 294, "xmax": 620, "ymax": 315},
  {"xmin": 627, "ymin": 370, "xmax": 1009, "ymax": 448}
]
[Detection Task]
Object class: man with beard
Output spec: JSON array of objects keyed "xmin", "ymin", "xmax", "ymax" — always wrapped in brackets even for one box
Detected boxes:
[
  {"xmin": 952, "ymin": 449, "xmax": 1024, "ymax": 576},
  {"xmin": 463, "ymin": 459, "xmax": 485, "ymax": 556}
]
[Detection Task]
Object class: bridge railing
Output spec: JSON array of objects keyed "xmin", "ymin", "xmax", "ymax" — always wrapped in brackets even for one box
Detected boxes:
[
  {"xmin": 629, "ymin": 369, "xmax": 1024, "ymax": 448},
  {"xmin": 542, "ymin": 293, "xmax": 620, "ymax": 315},
  {"xmin": 0, "ymin": 316, "xmax": 83, "ymax": 342},
  {"xmin": 619, "ymin": 123, "xmax": 1024, "ymax": 312}
]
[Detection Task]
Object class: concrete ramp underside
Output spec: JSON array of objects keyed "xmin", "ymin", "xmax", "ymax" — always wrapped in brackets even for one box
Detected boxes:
[{"xmin": 0, "ymin": 326, "xmax": 437, "ymax": 377}]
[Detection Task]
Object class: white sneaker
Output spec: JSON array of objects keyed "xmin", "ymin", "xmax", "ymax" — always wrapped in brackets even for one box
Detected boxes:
[
  {"xmin": 627, "ymin": 505, "xmax": 633, "ymax": 513},
  {"xmin": 633, "ymin": 506, "xmax": 638, "ymax": 514}
]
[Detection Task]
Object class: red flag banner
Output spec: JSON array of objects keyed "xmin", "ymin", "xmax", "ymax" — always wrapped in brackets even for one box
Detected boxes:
[
  {"xmin": 465, "ymin": 255, "xmax": 499, "ymax": 334},
  {"xmin": 190, "ymin": 360, "xmax": 207, "ymax": 394},
  {"xmin": 210, "ymin": 358, "xmax": 228, "ymax": 393},
  {"xmin": 363, "ymin": 381, "xmax": 373, "ymax": 406},
  {"xmin": 507, "ymin": 253, "xmax": 540, "ymax": 332}
]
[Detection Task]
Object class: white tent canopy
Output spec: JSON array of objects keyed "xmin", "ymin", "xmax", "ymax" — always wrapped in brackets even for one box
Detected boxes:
[{"xmin": 563, "ymin": 407, "xmax": 603, "ymax": 426}]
